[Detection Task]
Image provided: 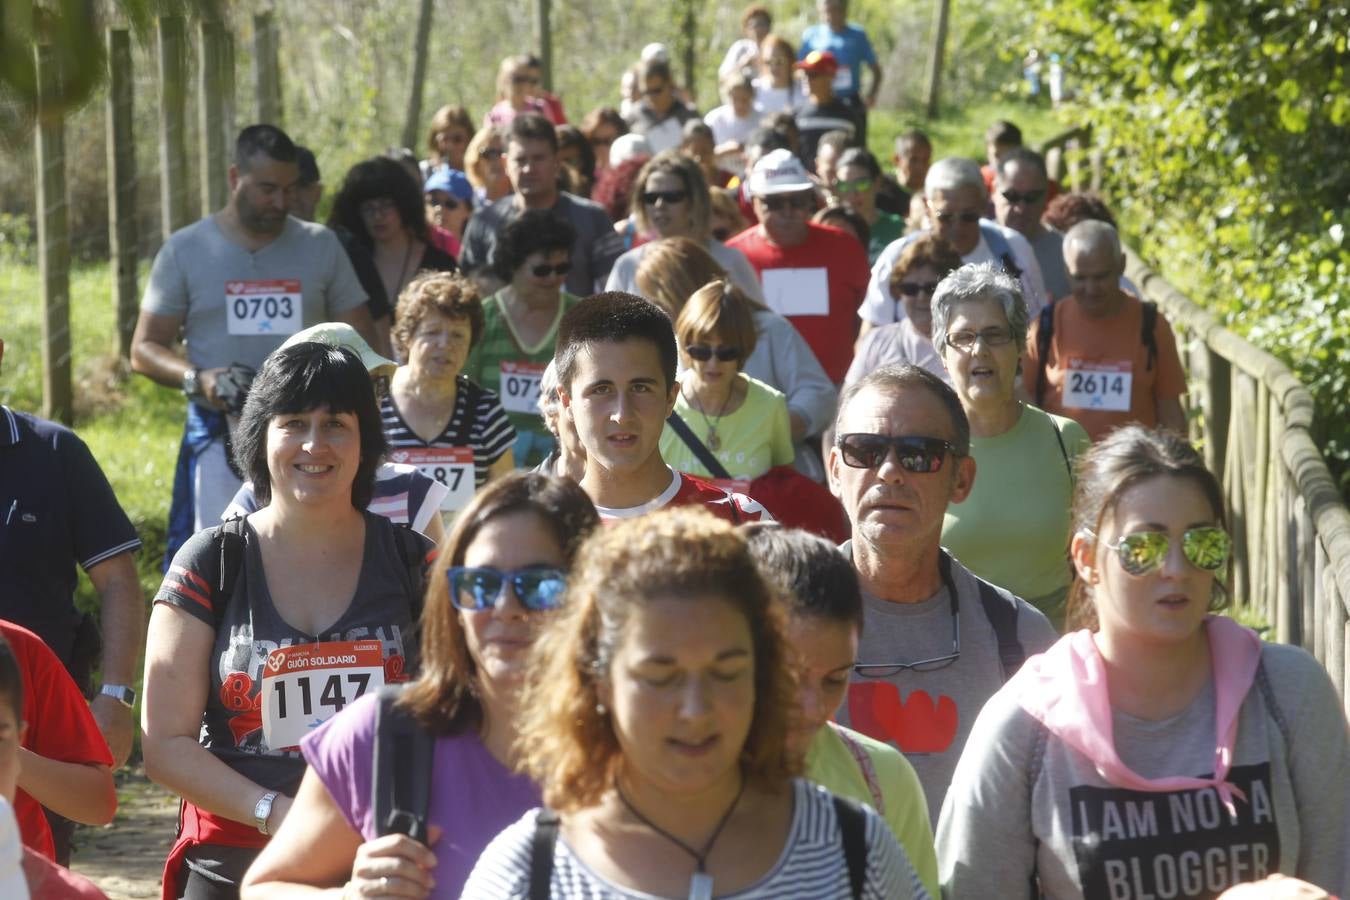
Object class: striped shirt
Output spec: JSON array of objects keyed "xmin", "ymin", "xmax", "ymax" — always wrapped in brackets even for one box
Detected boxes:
[
  {"xmin": 461, "ymin": 779, "xmax": 929, "ymax": 899},
  {"xmin": 380, "ymin": 375, "xmax": 516, "ymax": 488}
]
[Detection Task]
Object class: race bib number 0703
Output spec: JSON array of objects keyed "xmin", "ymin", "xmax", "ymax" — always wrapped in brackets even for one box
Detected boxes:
[
  {"xmin": 225, "ymin": 279, "xmax": 303, "ymax": 336},
  {"xmin": 1062, "ymin": 358, "xmax": 1132, "ymax": 412},
  {"xmin": 260, "ymin": 640, "xmax": 385, "ymax": 750}
]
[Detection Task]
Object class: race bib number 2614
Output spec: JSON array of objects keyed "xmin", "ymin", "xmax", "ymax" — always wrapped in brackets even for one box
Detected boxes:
[{"xmin": 1062, "ymin": 359, "xmax": 1132, "ymax": 412}]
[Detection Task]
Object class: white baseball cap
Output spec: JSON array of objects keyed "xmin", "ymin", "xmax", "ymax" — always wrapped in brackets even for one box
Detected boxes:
[
  {"xmin": 748, "ymin": 148, "xmax": 816, "ymax": 196},
  {"xmin": 609, "ymin": 133, "xmax": 654, "ymax": 168},
  {"xmin": 281, "ymin": 322, "xmax": 399, "ymax": 378}
]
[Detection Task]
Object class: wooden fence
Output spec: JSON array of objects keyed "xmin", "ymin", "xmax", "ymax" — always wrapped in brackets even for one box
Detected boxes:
[{"xmin": 1124, "ymin": 253, "xmax": 1350, "ymax": 715}]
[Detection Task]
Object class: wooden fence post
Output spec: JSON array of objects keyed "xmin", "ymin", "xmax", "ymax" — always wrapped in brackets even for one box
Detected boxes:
[
  {"xmin": 34, "ymin": 44, "xmax": 73, "ymax": 425},
  {"xmin": 925, "ymin": 0, "xmax": 951, "ymax": 119},
  {"xmin": 106, "ymin": 28, "xmax": 138, "ymax": 360},
  {"xmin": 158, "ymin": 16, "xmax": 191, "ymax": 240},
  {"xmin": 401, "ymin": 0, "xmax": 435, "ymax": 150},
  {"xmin": 536, "ymin": 0, "xmax": 552, "ymax": 92},
  {"xmin": 254, "ymin": 11, "xmax": 282, "ymax": 125},
  {"xmin": 198, "ymin": 19, "xmax": 230, "ymax": 214},
  {"xmin": 681, "ymin": 0, "xmax": 697, "ymax": 103}
]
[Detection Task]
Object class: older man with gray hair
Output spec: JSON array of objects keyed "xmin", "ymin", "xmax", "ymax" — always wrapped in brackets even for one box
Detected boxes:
[
  {"xmin": 856, "ymin": 157, "xmax": 1047, "ymax": 338},
  {"xmin": 827, "ymin": 362, "xmax": 1056, "ymax": 824},
  {"xmin": 1023, "ymin": 220, "xmax": 1187, "ymax": 442}
]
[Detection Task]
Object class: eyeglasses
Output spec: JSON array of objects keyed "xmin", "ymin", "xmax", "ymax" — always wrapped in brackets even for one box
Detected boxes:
[
  {"xmin": 530, "ymin": 261, "xmax": 572, "ymax": 278},
  {"xmin": 856, "ymin": 596, "xmax": 960, "ymax": 676},
  {"xmin": 1089, "ymin": 527, "xmax": 1232, "ymax": 577},
  {"xmin": 446, "ymin": 566, "xmax": 568, "ymax": 611},
  {"xmin": 835, "ymin": 433, "xmax": 960, "ymax": 472},
  {"xmin": 896, "ymin": 280, "xmax": 941, "ymax": 297},
  {"xmin": 944, "ymin": 327, "xmax": 1014, "ymax": 351},
  {"xmin": 641, "ymin": 189, "xmax": 688, "ymax": 206},
  {"xmin": 761, "ymin": 193, "xmax": 814, "ymax": 213},
  {"xmin": 359, "ymin": 198, "xmax": 397, "ymax": 219},
  {"xmin": 479, "ymin": 148, "xmax": 505, "ymax": 161},
  {"xmin": 934, "ymin": 210, "xmax": 982, "ymax": 225},
  {"xmin": 685, "ymin": 344, "xmax": 739, "ymax": 362},
  {"xmin": 1000, "ymin": 189, "xmax": 1045, "ymax": 206},
  {"xmin": 833, "ymin": 177, "xmax": 873, "ymax": 195}
]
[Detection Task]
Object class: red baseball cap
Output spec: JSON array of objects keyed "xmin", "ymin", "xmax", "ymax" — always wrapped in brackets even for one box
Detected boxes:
[{"xmin": 795, "ymin": 50, "xmax": 839, "ymax": 76}]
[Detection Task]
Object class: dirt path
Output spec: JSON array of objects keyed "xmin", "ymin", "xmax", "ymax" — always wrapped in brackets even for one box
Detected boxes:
[{"xmin": 71, "ymin": 767, "xmax": 178, "ymax": 899}]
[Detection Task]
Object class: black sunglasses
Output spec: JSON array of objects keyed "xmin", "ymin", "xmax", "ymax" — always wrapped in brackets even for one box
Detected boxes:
[
  {"xmin": 685, "ymin": 344, "xmax": 739, "ymax": 362},
  {"xmin": 1001, "ymin": 189, "xmax": 1045, "ymax": 205},
  {"xmin": 642, "ymin": 189, "xmax": 689, "ymax": 206},
  {"xmin": 895, "ymin": 280, "xmax": 941, "ymax": 297},
  {"xmin": 531, "ymin": 261, "xmax": 572, "ymax": 278},
  {"xmin": 835, "ymin": 433, "xmax": 959, "ymax": 472},
  {"xmin": 934, "ymin": 210, "xmax": 982, "ymax": 224},
  {"xmin": 762, "ymin": 193, "xmax": 814, "ymax": 213},
  {"xmin": 445, "ymin": 566, "xmax": 567, "ymax": 612},
  {"xmin": 479, "ymin": 148, "xmax": 504, "ymax": 161}
]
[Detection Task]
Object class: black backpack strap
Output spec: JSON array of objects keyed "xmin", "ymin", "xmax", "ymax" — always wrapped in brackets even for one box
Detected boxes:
[
  {"xmin": 1140, "ymin": 301, "xmax": 1158, "ymax": 371},
  {"xmin": 390, "ymin": 522, "xmax": 433, "ymax": 623},
  {"xmin": 213, "ymin": 517, "xmax": 249, "ymax": 631},
  {"xmin": 968, "ymin": 566, "xmax": 1026, "ymax": 681},
  {"xmin": 1034, "ymin": 302, "xmax": 1055, "ymax": 408},
  {"xmin": 528, "ymin": 808, "xmax": 561, "ymax": 900},
  {"xmin": 665, "ymin": 412, "xmax": 733, "ymax": 480},
  {"xmin": 999, "ymin": 252, "xmax": 1023, "ymax": 281},
  {"xmin": 833, "ymin": 794, "xmax": 868, "ymax": 900},
  {"xmin": 372, "ymin": 685, "xmax": 434, "ymax": 844},
  {"xmin": 1047, "ymin": 413, "xmax": 1072, "ymax": 481}
]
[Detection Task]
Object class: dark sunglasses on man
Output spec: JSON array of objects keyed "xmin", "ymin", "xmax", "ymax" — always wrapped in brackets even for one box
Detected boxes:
[
  {"xmin": 835, "ymin": 433, "xmax": 961, "ymax": 473},
  {"xmin": 762, "ymin": 193, "xmax": 814, "ymax": 213}
]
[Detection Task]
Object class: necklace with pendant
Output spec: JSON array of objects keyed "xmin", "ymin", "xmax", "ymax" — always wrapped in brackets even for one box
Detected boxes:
[
  {"xmin": 687, "ymin": 381, "xmax": 733, "ymax": 452},
  {"xmin": 615, "ymin": 777, "xmax": 746, "ymax": 900}
]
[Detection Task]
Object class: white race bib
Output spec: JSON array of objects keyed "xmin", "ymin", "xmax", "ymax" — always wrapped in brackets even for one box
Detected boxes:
[
  {"xmin": 498, "ymin": 361, "xmax": 546, "ymax": 415},
  {"xmin": 761, "ymin": 267, "xmax": 830, "ymax": 317},
  {"xmin": 388, "ymin": 446, "xmax": 475, "ymax": 511},
  {"xmin": 260, "ymin": 640, "xmax": 385, "ymax": 751},
  {"xmin": 832, "ymin": 68, "xmax": 855, "ymax": 93},
  {"xmin": 225, "ymin": 279, "xmax": 302, "ymax": 336},
  {"xmin": 1062, "ymin": 359, "xmax": 1132, "ymax": 411}
]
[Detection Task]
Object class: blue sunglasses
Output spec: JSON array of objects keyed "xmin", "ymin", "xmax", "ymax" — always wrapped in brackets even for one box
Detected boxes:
[{"xmin": 445, "ymin": 566, "xmax": 567, "ymax": 611}]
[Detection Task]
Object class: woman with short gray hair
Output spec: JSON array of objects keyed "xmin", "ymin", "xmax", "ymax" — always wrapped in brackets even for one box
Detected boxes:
[{"xmin": 935, "ymin": 262, "xmax": 1088, "ymax": 628}]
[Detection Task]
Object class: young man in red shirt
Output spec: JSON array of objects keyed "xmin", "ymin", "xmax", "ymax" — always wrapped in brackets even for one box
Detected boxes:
[{"xmin": 555, "ymin": 292, "xmax": 768, "ymax": 521}]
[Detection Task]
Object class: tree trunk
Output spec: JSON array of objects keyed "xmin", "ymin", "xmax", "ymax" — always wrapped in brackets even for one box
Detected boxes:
[
  {"xmin": 401, "ymin": 0, "xmax": 436, "ymax": 151},
  {"xmin": 925, "ymin": 0, "xmax": 950, "ymax": 119}
]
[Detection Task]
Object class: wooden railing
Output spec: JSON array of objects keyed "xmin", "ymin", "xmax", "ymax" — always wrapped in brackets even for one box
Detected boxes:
[
  {"xmin": 1037, "ymin": 126, "xmax": 1102, "ymax": 195},
  {"xmin": 1124, "ymin": 252, "xmax": 1350, "ymax": 713}
]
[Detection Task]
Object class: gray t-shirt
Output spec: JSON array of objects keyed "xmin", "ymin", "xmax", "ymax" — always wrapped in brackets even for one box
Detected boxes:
[
  {"xmin": 1030, "ymin": 226, "xmax": 1071, "ymax": 302},
  {"xmin": 937, "ymin": 642, "xmax": 1350, "ymax": 899},
  {"xmin": 141, "ymin": 215, "xmax": 368, "ymax": 371},
  {"xmin": 459, "ymin": 193, "xmax": 620, "ymax": 296},
  {"xmin": 836, "ymin": 546, "xmax": 1057, "ymax": 825}
]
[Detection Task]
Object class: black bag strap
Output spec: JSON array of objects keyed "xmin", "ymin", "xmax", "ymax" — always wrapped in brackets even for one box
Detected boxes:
[
  {"xmin": 1047, "ymin": 412, "xmax": 1072, "ymax": 481},
  {"xmin": 372, "ymin": 686, "xmax": 434, "ymax": 844},
  {"xmin": 213, "ymin": 517, "xmax": 249, "ymax": 631},
  {"xmin": 943, "ymin": 550, "xmax": 1026, "ymax": 681},
  {"xmin": 833, "ymin": 794, "xmax": 868, "ymax": 900},
  {"xmin": 390, "ymin": 522, "xmax": 432, "ymax": 624},
  {"xmin": 1140, "ymin": 300, "xmax": 1158, "ymax": 371},
  {"xmin": 528, "ymin": 808, "xmax": 561, "ymax": 900},
  {"xmin": 1034, "ymin": 302, "xmax": 1055, "ymax": 408},
  {"xmin": 666, "ymin": 412, "xmax": 733, "ymax": 481}
]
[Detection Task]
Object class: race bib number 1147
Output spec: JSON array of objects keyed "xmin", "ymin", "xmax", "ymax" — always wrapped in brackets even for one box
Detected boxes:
[{"xmin": 260, "ymin": 640, "xmax": 385, "ymax": 750}]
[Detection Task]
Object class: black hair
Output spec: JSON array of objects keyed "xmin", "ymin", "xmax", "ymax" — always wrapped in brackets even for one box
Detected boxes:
[
  {"xmin": 235, "ymin": 124, "xmax": 298, "ymax": 169},
  {"xmin": 508, "ymin": 113, "xmax": 559, "ymax": 153},
  {"xmin": 996, "ymin": 147, "xmax": 1049, "ymax": 183},
  {"xmin": 814, "ymin": 204, "xmax": 870, "ymax": 251},
  {"xmin": 0, "ymin": 635, "xmax": 21, "ymax": 725},
  {"xmin": 295, "ymin": 146, "xmax": 320, "ymax": 185},
  {"xmin": 743, "ymin": 524, "xmax": 864, "ymax": 635},
  {"xmin": 836, "ymin": 146, "xmax": 881, "ymax": 180},
  {"xmin": 638, "ymin": 58, "xmax": 673, "ymax": 85},
  {"xmin": 326, "ymin": 156, "xmax": 428, "ymax": 247},
  {"xmin": 233, "ymin": 343, "xmax": 386, "ymax": 510},
  {"xmin": 746, "ymin": 127, "xmax": 789, "ymax": 156},
  {"xmin": 555, "ymin": 292, "xmax": 677, "ymax": 393},
  {"xmin": 557, "ymin": 124, "xmax": 597, "ymax": 185},
  {"xmin": 494, "ymin": 210, "xmax": 577, "ymax": 282},
  {"xmin": 985, "ymin": 119, "xmax": 1023, "ymax": 147},
  {"xmin": 834, "ymin": 363, "xmax": 971, "ymax": 457}
]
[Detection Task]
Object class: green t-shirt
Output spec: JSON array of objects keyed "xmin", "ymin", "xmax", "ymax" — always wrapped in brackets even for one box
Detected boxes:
[
  {"xmin": 941, "ymin": 404, "xmax": 1089, "ymax": 628},
  {"xmin": 462, "ymin": 290, "xmax": 582, "ymax": 453},
  {"xmin": 659, "ymin": 373, "xmax": 794, "ymax": 480},
  {"xmin": 868, "ymin": 211, "xmax": 906, "ymax": 265},
  {"xmin": 806, "ymin": 723, "xmax": 939, "ymax": 899}
]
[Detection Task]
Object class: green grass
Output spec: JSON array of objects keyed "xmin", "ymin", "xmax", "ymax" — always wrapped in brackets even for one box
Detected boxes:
[{"xmin": 866, "ymin": 98, "xmax": 1069, "ymax": 172}]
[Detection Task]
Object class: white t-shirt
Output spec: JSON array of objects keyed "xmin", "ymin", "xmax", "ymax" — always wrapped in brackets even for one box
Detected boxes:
[{"xmin": 704, "ymin": 103, "xmax": 763, "ymax": 149}]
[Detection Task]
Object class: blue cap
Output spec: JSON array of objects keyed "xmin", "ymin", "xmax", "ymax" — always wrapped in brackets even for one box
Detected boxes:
[{"xmin": 424, "ymin": 166, "xmax": 474, "ymax": 203}]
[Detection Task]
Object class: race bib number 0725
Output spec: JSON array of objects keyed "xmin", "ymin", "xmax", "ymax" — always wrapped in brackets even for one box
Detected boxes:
[{"xmin": 260, "ymin": 640, "xmax": 385, "ymax": 750}]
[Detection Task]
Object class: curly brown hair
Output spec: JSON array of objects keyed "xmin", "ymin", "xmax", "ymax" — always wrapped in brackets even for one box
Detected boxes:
[
  {"xmin": 516, "ymin": 508, "xmax": 797, "ymax": 812},
  {"xmin": 392, "ymin": 271, "xmax": 485, "ymax": 360}
]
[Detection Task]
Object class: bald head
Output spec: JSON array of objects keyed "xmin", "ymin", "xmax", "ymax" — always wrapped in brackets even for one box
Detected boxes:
[{"xmin": 1064, "ymin": 219, "xmax": 1123, "ymax": 268}]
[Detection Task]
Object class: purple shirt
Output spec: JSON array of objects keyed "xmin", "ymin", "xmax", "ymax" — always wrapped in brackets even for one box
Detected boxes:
[{"xmin": 302, "ymin": 692, "xmax": 540, "ymax": 898}]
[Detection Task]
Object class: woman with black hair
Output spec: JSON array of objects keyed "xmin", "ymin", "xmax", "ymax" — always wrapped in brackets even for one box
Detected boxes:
[
  {"xmin": 462, "ymin": 209, "xmax": 582, "ymax": 469},
  {"xmin": 328, "ymin": 157, "xmax": 457, "ymax": 347},
  {"xmin": 142, "ymin": 342, "xmax": 435, "ymax": 897}
]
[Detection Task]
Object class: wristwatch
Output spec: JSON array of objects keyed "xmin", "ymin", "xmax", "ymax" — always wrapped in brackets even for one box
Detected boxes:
[
  {"xmin": 254, "ymin": 791, "xmax": 278, "ymax": 835},
  {"xmin": 99, "ymin": 684, "xmax": 136, "ymax": 708},
  {"xmin": 181, "ymin": 367, "xmax": 203, "ymax": 400}
]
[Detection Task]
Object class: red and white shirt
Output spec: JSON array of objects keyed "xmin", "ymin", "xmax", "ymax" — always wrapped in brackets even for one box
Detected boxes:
[{"xmin": 594, "ymin": 468, "xmax": 771, "ymax": 524}]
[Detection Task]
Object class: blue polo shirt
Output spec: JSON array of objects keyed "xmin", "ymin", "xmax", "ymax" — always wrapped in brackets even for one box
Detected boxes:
[
  {"xmin": 0, "ymin": 407, "xmax": 140, "ymax": 666},
  {"xmin": 799, "ymin": 23, "xmax": 878, "ymax": 99}
]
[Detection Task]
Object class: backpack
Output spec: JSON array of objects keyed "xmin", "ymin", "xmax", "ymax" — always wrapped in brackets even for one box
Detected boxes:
[
  {"xmin": 978, "ymin": 222, "xmax": 1024, "ymax": 281},
  {"xmin": 940, "ymin": 550, "xmax": 1027, "ymax": 682},
  {"xmin": 526, "ymin": 793, "xmax": 872, "ymax": 900},
  {"xmin": 1033, "ymin": 299, "xmax": 1158, "ymax": 408},
  {"xmin": 372, "ymin": 686, "xmax": 434, "ymax": 843}
]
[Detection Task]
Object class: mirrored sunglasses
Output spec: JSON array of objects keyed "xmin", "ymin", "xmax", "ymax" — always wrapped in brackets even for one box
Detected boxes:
[
  {"xmin": 445, "ymin": 566, "xmax": 568, "ymax": 611},
  {"xmin": 836, "ymin": 433, "xmax": 959, "ymax": 472},
  {"xmin": 1094, "ymin": 527, "xmax": 1232, "ymax": 577},
  {"xmin": 833, "ymin": 177, "xmax": 873, "ymax": 195}
]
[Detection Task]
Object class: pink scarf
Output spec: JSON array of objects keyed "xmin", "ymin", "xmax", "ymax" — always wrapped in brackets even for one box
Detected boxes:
[{"xmin": 1013, "ymin": 615, "xmax": 1262, "ymax": 815}]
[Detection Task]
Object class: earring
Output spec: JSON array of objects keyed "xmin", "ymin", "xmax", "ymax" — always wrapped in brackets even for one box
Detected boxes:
[{"xmin": 595, "ymin": 702, "xmax": 607, "ymax": 716}]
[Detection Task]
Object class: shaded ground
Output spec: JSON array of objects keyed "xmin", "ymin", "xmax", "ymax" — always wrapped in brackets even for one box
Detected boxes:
[{"xmin": 71, "ymin": 766, "xmax": 178, "ymax": 899}]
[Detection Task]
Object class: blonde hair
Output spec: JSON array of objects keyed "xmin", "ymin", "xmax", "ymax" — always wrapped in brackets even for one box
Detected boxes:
[
  {"xmin": 464, "ymin": 126, "xmax": 505, "ymax": 191},
  {"xmin": 516, "ymin": 508, "xmax": 796, "ymax": 812}
]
